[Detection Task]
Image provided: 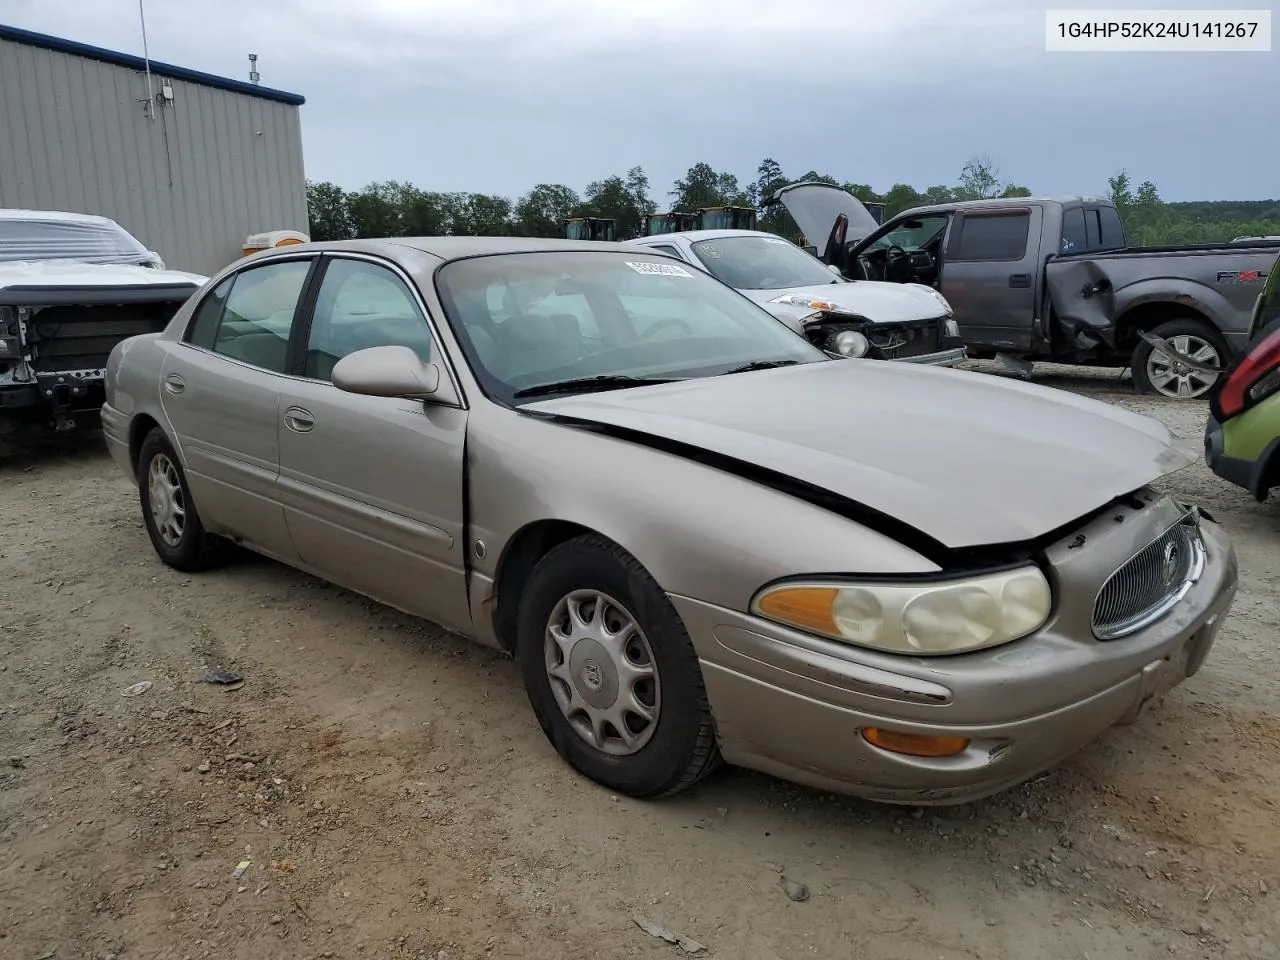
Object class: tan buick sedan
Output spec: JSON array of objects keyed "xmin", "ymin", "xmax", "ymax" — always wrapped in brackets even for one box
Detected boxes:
[{"xmin": 101, "ymin": 238, "xmax": 1239, "ymax": 805}]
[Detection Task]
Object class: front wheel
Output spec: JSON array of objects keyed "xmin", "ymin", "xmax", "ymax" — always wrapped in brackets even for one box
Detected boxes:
[
  {"xmin": 1131, "ymin": 319, "xmax": 1227, "ymax": 399},
  {"xmin": 515, "ymin": 534, "xmax": 721, "ymax": 799},
  {"xmin": 137, "ymin": 428, "xmax": 229, "ymax": 572}
]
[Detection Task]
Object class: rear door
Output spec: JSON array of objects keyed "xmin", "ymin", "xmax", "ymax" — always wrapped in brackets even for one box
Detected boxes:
[
  {"xmin": 160, "ymin": 255, "xmax": 316, "ymax": 561},
  {"xmin": 938, "ymin": 205, "xmax": 1044, "ymax": 352}
]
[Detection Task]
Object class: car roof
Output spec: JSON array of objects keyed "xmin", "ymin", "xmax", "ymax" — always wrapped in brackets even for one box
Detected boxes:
[
  {"xmin": 897, "ymin": 195, "xmax": 1112, "ymax": 217},
  {"xmin": 281, "ymin": 236, "xmax": 661, "ymax": 263},
  {"xmin": 0, "ymin": 208, "xmax": 120, "ymax": 225}
]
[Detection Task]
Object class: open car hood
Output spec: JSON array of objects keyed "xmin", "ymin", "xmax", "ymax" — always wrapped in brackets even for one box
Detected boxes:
[
  {"xmin": 524, "ymin": 361, "xmax": 1194, "ymax": 552},
  {"xmin": 765, "ymin": 182, "xmax": 882, "ymax": 248}
]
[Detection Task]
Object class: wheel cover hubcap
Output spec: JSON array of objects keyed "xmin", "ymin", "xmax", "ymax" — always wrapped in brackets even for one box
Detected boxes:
[
  {"xmin": 544, "ymin": 589, "xmax": 661, "ymax": 756},
  {"xmin": 1146, "ymin": 334, "xmax": 1220, "ymax": 398},
  {"xmin": 147, "ymin": 453, "xmax": 186, "ymax": 548}
]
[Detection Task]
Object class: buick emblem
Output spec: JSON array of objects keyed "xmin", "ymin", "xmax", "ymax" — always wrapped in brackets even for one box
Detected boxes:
[
  {"xmin": 1161, "ymin": 541, "xmax": 1180, "ymax": 585},
  {"xmin": 581, "ymin": 659, "xmax": 603, "ymax": 691}
]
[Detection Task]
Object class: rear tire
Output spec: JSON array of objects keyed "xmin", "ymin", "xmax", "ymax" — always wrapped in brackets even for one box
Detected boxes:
[
  {"xmin": 515, "ymin": 534, "xmax": 721, "ymax": 799},
  {"xmin": 137, "ymin": 427, "xmax": 229, "ymax": 572},
  {"xmin": 1131, "ymin": 318, "xmax": 1227, "ymax": 399}
]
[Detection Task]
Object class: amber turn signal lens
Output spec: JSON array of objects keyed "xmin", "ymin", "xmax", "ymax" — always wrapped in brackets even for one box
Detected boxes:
[
  {"xmin": 754, "ymin": 587, "xmax": 840, "ymax": 635},
  {"xmin": 861, "ymin": 728, "xmax": 970, "ymax": 758}
]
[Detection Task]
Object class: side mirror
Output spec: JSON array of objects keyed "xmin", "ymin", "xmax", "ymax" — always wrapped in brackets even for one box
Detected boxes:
[{"xmin": 332, "ymin": 345, "xmax": 441, "ymax": 399}]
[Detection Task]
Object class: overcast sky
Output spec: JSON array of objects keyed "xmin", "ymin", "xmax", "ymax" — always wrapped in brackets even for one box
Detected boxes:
[{"xmin": 4, "ymin": 0, "xmax": 1276, "ymax": 202}]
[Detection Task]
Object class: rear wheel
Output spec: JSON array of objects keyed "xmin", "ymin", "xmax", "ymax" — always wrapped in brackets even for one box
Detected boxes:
[
  {"xmin": 137, "ymin": 428, "xmax": 228, "ymax": 571},
  {"xmin": 515, "ymin": 534, "xmax": 721, "ymax": 799},
  {"xmin": 1131, "ymin": 319, "xmax": 1227, "ymax": 399}
]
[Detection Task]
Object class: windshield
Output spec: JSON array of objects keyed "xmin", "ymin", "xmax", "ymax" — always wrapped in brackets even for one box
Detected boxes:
[
  {"xmin": 689, "ymin": 236, "xmax": 840, "ymax": 290},
  {"xmin": 434, "ymin": 251, "xmax": 827, "ymax": 404},
  {"xmin": 0, "ymin": 215, "xmax": 158, "ymax": 266}
]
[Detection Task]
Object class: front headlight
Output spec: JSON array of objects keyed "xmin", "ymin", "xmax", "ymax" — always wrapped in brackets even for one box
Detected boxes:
[
  {"xmin": 771, "ymin": 294, "xmax": 841, "ymax": 312},
  {"xmin": 751, "ymin": 566, "xmax": 1052, "ymax": 655},
  {"xmin": 909, "ymin": 284, "xmax": 953, "ymax": 318}
]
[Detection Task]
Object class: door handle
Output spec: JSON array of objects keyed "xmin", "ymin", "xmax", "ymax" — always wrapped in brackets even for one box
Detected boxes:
[
  {"xmin": 163, "ymin": 373, "xmax": 185, "ymax": 395},
  {"xmin": 1008, "ymin": 273, "xmax": 1031, "ymax": 288},
  {"xmin": 283, "ymin": 406, "xmax": 314, "ymax": 433}
]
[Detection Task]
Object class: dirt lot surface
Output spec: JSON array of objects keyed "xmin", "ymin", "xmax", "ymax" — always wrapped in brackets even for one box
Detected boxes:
[{"xmin": 2, "ymin": 363, "xmax": 1278, "ymax": 960}]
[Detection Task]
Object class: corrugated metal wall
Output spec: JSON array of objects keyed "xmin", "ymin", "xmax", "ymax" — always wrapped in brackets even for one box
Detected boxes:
[{"xmin": 0, "ymin": 36, "xmax": 307, "ymax": 276}]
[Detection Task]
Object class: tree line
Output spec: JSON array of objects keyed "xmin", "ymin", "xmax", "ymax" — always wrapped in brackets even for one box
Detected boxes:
[{"xmin": 305, "ymin": 155, "xmax": 1280, "ymax": 247}]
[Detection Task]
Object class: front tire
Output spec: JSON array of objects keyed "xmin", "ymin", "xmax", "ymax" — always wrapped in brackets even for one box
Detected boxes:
[
  {"xmin": 137, "ymin": 427, "xmax": 228, "ymax": 572},
  {"xmin": 516, "ymin": 534, "xmax": 721, "ymax": 799},
  {"xmin": 1131, "ymin": 319, "xmax": 1227, "ymax": 399}
]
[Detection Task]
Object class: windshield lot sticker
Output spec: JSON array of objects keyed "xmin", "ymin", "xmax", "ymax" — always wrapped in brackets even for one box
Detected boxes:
[
  {"xmin": 625, "ymin": 261, "xmax": 695, "ymax": 278},
  {"xmin": 699, "ymin": 245, "xmax": 721, "ymax": 259}
]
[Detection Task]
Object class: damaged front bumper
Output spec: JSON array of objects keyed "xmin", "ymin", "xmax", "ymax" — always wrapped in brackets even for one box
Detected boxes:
[
  {"xmin": 805, "ymin": 313, "xmax": 967, "ymax": 366},
  {"xmin": 0, "ymin": 283, "xmax": 195, "ymax": 431}
]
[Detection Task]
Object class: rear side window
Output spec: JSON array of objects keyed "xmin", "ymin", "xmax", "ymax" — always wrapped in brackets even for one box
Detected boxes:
[
  {"xmin": 184, "ymin": 259, "xmax": 312, "ymax": 374},
  {"xmin": 1060, "ymin": 208, "xmax": 1087, "ymax": 254},
  {"xmin": 1097, "ymin": 206, "xmax": 1125, "ymax": 249},
  {"xmin": 951, "ymin": 213, "xmax": 1030, "ymax": 262}
]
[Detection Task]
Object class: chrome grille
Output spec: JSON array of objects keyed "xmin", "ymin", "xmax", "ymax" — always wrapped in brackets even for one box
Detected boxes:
[{"xmin": 1092, "ymin": 515, "xmax": 1204, "ymax": 640}]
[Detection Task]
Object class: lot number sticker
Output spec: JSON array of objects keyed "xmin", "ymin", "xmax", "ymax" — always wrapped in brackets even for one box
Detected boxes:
[{"xmin": 625, "ymin": 261, "xmax": 695, "ymax": 278}]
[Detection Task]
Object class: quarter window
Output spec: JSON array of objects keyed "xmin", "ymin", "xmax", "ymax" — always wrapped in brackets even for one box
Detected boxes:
[
  {"xmin": 304, "ymin": 258, "xmax": 434, "ymax": 381},
  {"xmin": 951, "ymin": 213, "xmax": 1030, "ymax": 262},
  {"xmin": 185, "ymin": 259, "xmax": 312, "ymax": 373}
]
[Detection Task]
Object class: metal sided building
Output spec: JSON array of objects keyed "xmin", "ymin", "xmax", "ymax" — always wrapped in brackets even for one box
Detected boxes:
[{"xmin": 0, "ymin": 23, "xmax": 307, "ymax": 276}]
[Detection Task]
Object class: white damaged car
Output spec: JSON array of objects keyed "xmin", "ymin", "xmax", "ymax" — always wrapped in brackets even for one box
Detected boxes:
[{"xmin": 626, "ymin": 227, "xmax": 966, "ymax": 364}]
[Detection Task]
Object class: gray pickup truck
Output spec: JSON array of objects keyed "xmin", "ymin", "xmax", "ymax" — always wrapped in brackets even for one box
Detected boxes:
[{"xmin": 769, "ymin": 182, "xmax": 1280, "ymax": 399}]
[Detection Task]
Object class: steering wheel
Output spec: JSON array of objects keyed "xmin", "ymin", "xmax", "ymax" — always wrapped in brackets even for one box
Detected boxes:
[
  {"xmin": 638, "ymin": 317, "xmax": 692, "ymax": 339},
  {"xmin": 884, "ymin": 244, "xmax": 916, "ymax": 283}
]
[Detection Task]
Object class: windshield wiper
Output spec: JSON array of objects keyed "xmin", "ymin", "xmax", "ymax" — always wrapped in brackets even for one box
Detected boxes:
[
  {"xmin": 721, "ymin": 360, "xmax": 801, "ymax": 375},
  {"xmin": 513, "ymin": 375, "xmax": 679, "ymax": 399}
]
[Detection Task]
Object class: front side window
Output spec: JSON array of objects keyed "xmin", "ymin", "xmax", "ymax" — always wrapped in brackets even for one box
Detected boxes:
[
  {"xmin": 690, "ymin": 235, "xmax": 838, "ymax": 290},
  {"xmin": 304, "ymin": 258, "xmax": 433, "ymax": 381},
  {"xmin": 951, "ymin": 213, "xmax": 1030, "ymax": 262},
  {"xmin": 185, "ymin": 259, "xmax": 312, "ymax": 373},
  {"xmin": 435, "ymin": 251, "xmax": 825, "ymax": 404},
  {"xmin": 866, "ymin": 216, "xmax": 949, "ymax": 254}
]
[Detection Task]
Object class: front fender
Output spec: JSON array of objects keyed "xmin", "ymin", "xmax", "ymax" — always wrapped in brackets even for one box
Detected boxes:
[{"xmin": 464, "ymin": 403, "xmax": 939, "ymax": 620}]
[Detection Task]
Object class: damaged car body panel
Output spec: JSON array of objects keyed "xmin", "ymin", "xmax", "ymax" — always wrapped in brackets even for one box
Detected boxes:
[
  {"xmin": 1044, "ymin": 254, "xmax": 1270, "ymax": 356},
  {"xmin": 0, "ymin": 210, "xmax": 205, "ymax": 433},
  {"xmin": 519, "ymin": 360, "xmax": 1195, "ymax": 551}
]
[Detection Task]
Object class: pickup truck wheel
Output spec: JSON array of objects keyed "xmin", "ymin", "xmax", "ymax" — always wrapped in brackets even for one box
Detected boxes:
[
  {"xmin": 1131, "ymin": 319, "xmax": 1227, "ymax": 399},
  {"xmin": 137, "ymin": 428, "xmax": 228, "ymax": 572},
  {"xmin": 515, "ymin": 534, "xmax": 721, "ymax": 799}
]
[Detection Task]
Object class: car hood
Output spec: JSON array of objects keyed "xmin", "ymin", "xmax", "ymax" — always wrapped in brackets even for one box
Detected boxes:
[
  {"xmin": 523, "ymin": 361, "xmax": 1193, "ymax": 550},
  {"xmin": 0, "ymin": 259, "xmax": 206, "ymax": 291},
  {"xmin": 766, "ymin": 182, "xmax": 882, "ymax": 247},
  {"xmin": 740, "ymin": 282, "xmax": 944, "ymax": 325}
]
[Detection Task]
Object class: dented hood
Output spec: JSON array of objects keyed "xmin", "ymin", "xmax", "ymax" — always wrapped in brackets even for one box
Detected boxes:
[
  {"xmin": 767, "ymin": 182, "xmax": 882, "ymax": 247},
  {"xmin": 739, "ymin": 281, "xmax": 946, "ymax": 325},
  {"xmin": 524, "ymin": 361, "xmax": 1193, "ymax": 549}
]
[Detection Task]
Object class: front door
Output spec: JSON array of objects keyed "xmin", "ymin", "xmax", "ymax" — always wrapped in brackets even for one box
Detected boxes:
[
  {"xmin": 937, "ymin": 206, "xmax": 1044, "ymax": 352},
  {"xmin": 160, "ymin": 256, "xmax": 316, "ymax": 561},
  {"xmin": 275, "ymin": 255, "xmax": 471, "ymax": 633}
]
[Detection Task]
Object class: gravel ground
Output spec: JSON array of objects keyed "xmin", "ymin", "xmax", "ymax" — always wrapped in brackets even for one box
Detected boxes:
[{"xmin": 1, "ymin": 363, "xmax": 1278, "ymax": 960}]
